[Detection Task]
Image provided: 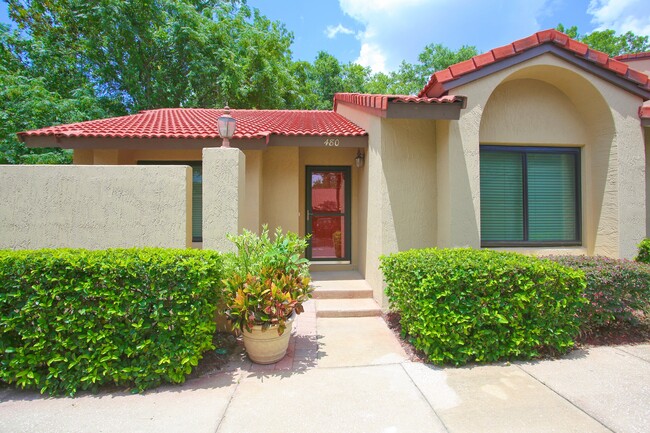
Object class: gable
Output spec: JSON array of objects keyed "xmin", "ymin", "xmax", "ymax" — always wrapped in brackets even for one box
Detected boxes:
[{"xmin": 419, "ymin": 29, "xmax": 650, "ymax": 101}]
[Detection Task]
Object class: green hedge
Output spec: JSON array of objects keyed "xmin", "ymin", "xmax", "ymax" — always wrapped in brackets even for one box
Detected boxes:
[
  {"xmin": 547, "ymin": 255, "xmax": 650, "ymax": 329},
  {"xmin": 380, "ymin": 248, "xmax": 586, "ymax": 366},
  {"xmin": 0, "ymin": 248, "xmax": 223, "ymax": 396},
  {"xmin": 636, "ymin": 239, "xmax": 650, "ymax": 264}
]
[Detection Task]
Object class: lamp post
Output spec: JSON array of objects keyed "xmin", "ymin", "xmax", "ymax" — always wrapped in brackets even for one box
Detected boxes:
[{"xmin": 217, "ymin": 106, "xmax": 237, "ymax": 148}]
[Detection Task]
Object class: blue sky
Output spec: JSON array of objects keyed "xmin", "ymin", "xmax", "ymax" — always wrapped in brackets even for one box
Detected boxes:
[{"xmin": 2, "ymin": 0, "xmax": 649, "ymax": 73}]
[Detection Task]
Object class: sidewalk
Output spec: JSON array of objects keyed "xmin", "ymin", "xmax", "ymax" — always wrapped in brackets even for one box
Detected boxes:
[{"xmin": 1, "ymin": 299, "xmax": 649, "ymax": 433}]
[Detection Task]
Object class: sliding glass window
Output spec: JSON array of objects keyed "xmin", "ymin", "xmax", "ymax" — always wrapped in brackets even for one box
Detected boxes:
[{"xmin": 480, "ymin": 146, "xmax": 581, "ymax": 246}]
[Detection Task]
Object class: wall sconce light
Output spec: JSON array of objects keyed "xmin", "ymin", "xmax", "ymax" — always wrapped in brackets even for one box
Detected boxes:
[
  {"xmin": 217, "ymin": 106, "xmax": 237, "ymax": 148},
  {"xmin": 355, "ymin": 149, "xmax": 365, "ymax": 168}
]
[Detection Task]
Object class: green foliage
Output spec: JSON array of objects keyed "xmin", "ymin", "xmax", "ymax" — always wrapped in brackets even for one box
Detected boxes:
[
  {"xmin": 0, "ymin": 24, "xmax": 120, "ymax": 164},
  {"xmin": 547, "ymin": 255, "xmax": 650, "ymax": 329},
  {"xmin": 0, "ymin": 248, "xmax": 223, "ymax": 396},
  {"xmin": 223, "ymin": 226, "xmax": 313, "ymax": 335},
  {"xmin": 636, "ymin": 239, "xmax": 650, "ymax": 264},
  {"xmin": 7, "ymin": 0, "xmax": 299, "ymax": 112},
  {"xmin": 556, "ymin": 24, "xmax": 650, "ymax": 56},
  {"xmin": 365, "ymin": 43, "xmax": 478, "ymax": 95},
  {"xmin": 0, "ymin": 72, "xmax": 110, "ymax": 164},
  {"xmin": 380, "ymin": 248, "xmax": 586, "ymax": 366}
]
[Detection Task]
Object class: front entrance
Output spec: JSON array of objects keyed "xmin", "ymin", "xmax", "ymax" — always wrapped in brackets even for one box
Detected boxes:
[{"xmin": 306, "ymin": 166, "xmax": 351, "ymax": 262}]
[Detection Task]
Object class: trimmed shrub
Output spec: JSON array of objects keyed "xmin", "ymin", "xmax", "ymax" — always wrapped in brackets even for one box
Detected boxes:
[
  {"xmin": 0, "ymin": 248, "xmax": 223, "ymax": 396},
  {"xmin": 547, "ymin": 255, "xmax": 650, "ymax": 329},
  {"xmin": 380, "ymin": 248, "xmax": 586, "ymax": 366},
  {"xmin": 636, "ymin": 239, "xmax": 650, "ymax": 264}
]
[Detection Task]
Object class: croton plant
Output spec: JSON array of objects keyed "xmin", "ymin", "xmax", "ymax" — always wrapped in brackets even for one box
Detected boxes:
[{"xmin": 223, "ymin": 226, "xmax": 313, "ymax": 335}]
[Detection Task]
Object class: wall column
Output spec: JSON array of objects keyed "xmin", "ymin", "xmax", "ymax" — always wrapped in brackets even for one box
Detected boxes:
[{"xmin": 202, "ymin": 148, "xmax": 246, "ymax": 252}]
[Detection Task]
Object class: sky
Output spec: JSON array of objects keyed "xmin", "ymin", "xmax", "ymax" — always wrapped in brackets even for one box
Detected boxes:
[{"xmin": 2, "ymin": 0, "xmax": 649, "ymax": 73}]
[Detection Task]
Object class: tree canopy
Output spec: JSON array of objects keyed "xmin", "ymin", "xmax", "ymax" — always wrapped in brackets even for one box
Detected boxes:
[
  {"xmin": 1, "ymin": 5, "xmax": 649, "ymax": 164},
  {"xmin": 556, "ymin": 24, "xmax": 650, "ymax": 56}
]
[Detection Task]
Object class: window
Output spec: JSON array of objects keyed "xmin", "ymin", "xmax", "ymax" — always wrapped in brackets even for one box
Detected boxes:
[
  {"xmin": 139, "ymin": 161, "xmax": 202, "ymax": 242},
  {"xmin": 480, "ymin": 146, "xmax": 581, "ymax": 246}
]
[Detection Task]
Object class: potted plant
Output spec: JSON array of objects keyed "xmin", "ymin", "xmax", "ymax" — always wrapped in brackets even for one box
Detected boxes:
[{"xmin": 223, "ymin": 226, "xmax": 313, "ymax": 364}]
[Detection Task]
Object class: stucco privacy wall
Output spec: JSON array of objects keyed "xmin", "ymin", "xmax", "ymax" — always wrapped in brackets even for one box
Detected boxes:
[
  {"xmin": 0, "ymin": 165, "xmax": 192, "ymax": 249},
  {"xmin": 333, "ymin": 103, "xmax": 380, "ymax": 300},
  {"xmin": 202, "ymin": 148, "xmax": 245, "ymax": 252},
  {"xmin": 335, "ymin": 103, "xmax": 438, "ymax": 306},
  {"xmin": 447, "ymin": 52, "xmax": 645, "ymax": 259}
]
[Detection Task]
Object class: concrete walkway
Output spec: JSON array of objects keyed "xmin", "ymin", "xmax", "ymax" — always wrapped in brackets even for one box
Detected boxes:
[{"xmin": 1, "ymin": 299, "xmax": 649, "ymax": 432}]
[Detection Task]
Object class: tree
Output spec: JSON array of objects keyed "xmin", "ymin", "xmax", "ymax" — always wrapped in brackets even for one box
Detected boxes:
[
  {"xmin": 309, "ymin": 51, "xmax": 344, "ymax": 109},
  {"xmin": 7, "ymin": 0, "xmax": 299, "ymax": 111},
  {"xmin": 0, "ymin": 73, "xmax": 112, "ymax": 164},
  {"xmin": 364, "ymin": 43, "xmax": 478, "ymax": 95},
  {"xmin": 556, "ymin": 24, "xmax": 650, "ymax": 56},
  {"xmin": 0, "ymin": 24, "xmax": 114, "ymax": 164}
]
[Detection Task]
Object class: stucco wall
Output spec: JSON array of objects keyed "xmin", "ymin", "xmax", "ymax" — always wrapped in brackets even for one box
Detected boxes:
[
  {"xmin": 646, "ymin": 130, "xmax": 650, "ymax": 238},
  {"xmin": 334, "ymin": 104, "xmax": 438, "ymax": 306},
  {"xmin": 334, "ymin": 104, "xmax": 382, "ymax": 299},
  {"xmin": 622, "ymin": 58, "xmax": 650, "ymax": 75},
  {"xmin": 261, "ymin": 146, "xmax": 300, "ymax": 233},
  {"xmin": 0, "ymin": 165, "xmax": 192, "ymax": 249},
  {"xmin": 480, "ymin": 79, "xmax": 587, "ymax": 145},
  {"xmin": 242, "ymin": 150, "xmax": 263, "ymax": 234},
  {"xmin": 202, "ymin": 148, "xmax": 245, "ymax": 252}
]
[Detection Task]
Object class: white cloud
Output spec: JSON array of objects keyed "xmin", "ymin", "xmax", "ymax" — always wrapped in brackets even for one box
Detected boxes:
[
  {"xmin": 588, "ymin": 0, "xmax": 650, "ymax": 36},
  {"xmin": 325, "ymin": 23, "xmax": 355, "ymax": 39},
  {"xmin": 356, "ymin": 42, "xmax": 387, "ymax": 72},
  {"xmin": 338, "ymin": 0, "xmax": 554, "ymax": 73}
]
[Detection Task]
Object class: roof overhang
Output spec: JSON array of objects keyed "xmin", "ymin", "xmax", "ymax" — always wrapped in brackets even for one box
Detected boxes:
[
  {"xmin": 22, "ymin": 134, "xmax": 368, "ymax": 150},
  {"xmin": 334, "ymin": 93, "xmax": 466, "ymax": 120},
  {"xmin": 427, "ymin": 44, "xmax": 650, "ymax": 100}
]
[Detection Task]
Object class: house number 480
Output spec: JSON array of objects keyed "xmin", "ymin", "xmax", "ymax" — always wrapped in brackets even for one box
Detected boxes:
[{"xmin": 324, "ymin": 139, "xmax": 340, "ymax": 147}]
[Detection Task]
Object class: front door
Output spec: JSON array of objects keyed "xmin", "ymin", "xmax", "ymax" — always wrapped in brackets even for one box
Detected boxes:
[{"xmin": 306, "ymin": 166, "xmax": 351, "ymax": 262}]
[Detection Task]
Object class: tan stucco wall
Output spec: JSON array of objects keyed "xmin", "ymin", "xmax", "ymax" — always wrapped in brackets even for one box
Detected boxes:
[
  {"xmin": 450, "ymin": 52, "xmax": 646, "ymax": 259},
  {"xmin": 242, "ymin": 150, "xmax": 263, "ymax": 233},
  {"xmin": 480, "ymin": 79, "xmax": 587, "ymax": 145},
  {"xmin": 622, "ymin": 58, "xmax": 650, "ymax": 75},
  {"xmin": 646, "ymin": 129, "xmax": 650, "ymax": 238},
  {"xmin": 334, "ymin": 104, "xmax": 438, "ymax": 306},
  {"xmin": 0, "ymin": 165, "xmax": 191, "ymax": 249},
  {"xmin": 202, "ymin": 148, "xmax": 245, "ymax": 252},
  {"xmin": 261, "ymin": 146, "xmax": 300, "ymax": 233}
]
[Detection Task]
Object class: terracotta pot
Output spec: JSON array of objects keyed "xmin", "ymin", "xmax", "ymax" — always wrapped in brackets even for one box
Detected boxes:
[{"xmin": 242, "ymin": 312, "xmax": 296, "ymax": 364}]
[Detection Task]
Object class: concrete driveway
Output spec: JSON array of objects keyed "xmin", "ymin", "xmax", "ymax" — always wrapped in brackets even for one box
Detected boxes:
[{"xmin": 1, "ymin": 302, "xmax": 648, "ymax": 433}]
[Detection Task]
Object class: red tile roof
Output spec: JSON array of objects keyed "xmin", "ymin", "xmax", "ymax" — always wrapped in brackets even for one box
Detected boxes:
[
  {"xmin": 333, "ymin": 93, "xmax": 462, "ymax": 111},
  {"xmin": 615, "ymin": 52, "xmax": 650, "ymax": 61},
  {"xmin": 419, "ymin": 29, "xmax": 650, "ymax": 98},
  {"xmin": 19, "ymin": 108, "xmax": 367, "ymax": 141}
]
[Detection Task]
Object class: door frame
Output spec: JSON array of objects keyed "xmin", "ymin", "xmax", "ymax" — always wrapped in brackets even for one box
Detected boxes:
[{"xmin": 305, "ymin": 165, "xmax": 352, "ymax": 262}]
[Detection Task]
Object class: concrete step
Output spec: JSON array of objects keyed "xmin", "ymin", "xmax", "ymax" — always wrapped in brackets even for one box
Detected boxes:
[
  {"xmin": 311, "ymin": 279, "xmax": 373, "ymax": 299},
  {"xmin": 315, "ymin": 298, "xmax": 382, "ymax": 318}
]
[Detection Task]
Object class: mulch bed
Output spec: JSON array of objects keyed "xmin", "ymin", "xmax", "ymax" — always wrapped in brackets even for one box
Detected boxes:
[
  {"xmin": 186, "ymin": 332, "xmax": 240, "ymax": 380},
  {"xmin": 383, "ymin": 311, "xmax": 650, "ymax": 364}
]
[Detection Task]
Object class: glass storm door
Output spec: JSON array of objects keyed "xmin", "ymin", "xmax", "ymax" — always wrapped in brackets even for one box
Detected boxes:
[{"xmin": 306, "ymin": 166, "xmax": 351, "ymax": 261}]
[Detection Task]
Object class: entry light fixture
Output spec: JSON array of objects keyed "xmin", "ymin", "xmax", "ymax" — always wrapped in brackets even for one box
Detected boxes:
[
  {"xmin": 355, "ymin": 149, "xmax": 365, "ymax": 168},
  {"xmin": 217, "ymin": 106, "xmax": 237, "ymax": 148}
]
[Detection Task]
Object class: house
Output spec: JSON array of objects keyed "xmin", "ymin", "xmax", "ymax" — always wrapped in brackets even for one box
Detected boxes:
[{"xmin": 11, "ymin": 29, "xmax": 650, "ymax": 306}]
